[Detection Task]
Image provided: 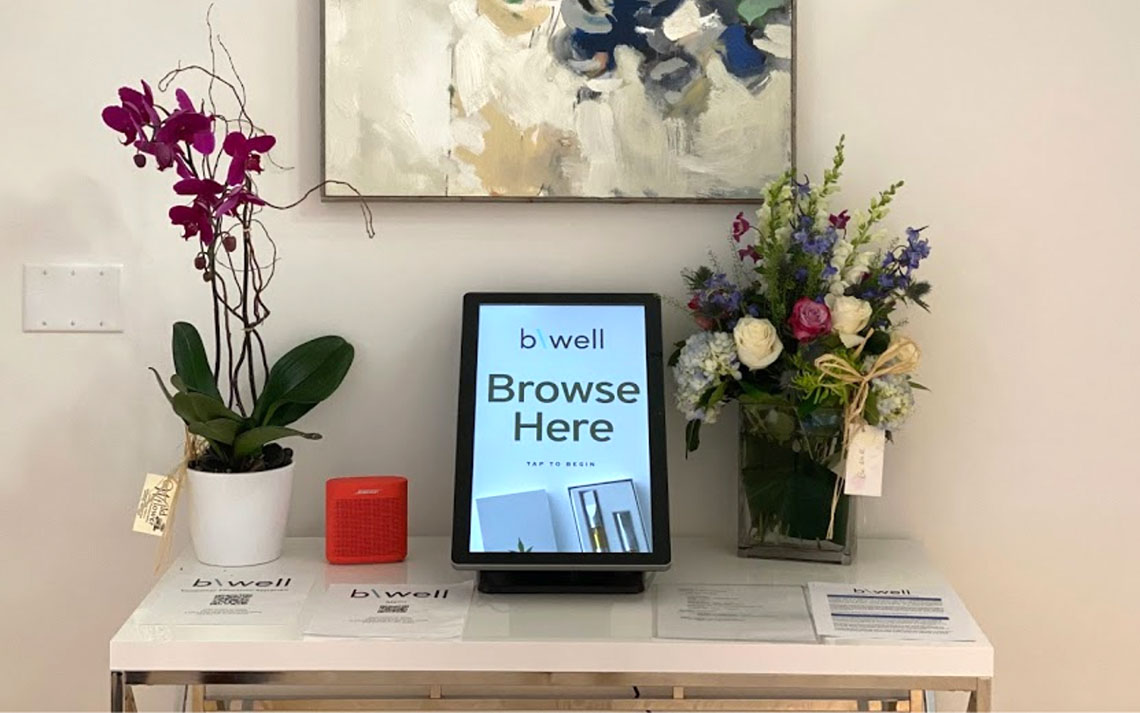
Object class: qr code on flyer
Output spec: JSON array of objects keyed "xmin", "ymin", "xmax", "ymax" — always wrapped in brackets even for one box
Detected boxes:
[
  {"xmin": 210, "ymin": 593, "xmax": 253, "ymax": 606},
  {"xmin": 377, "ymin": 604, "xmax": 409, "ymax": 614}
]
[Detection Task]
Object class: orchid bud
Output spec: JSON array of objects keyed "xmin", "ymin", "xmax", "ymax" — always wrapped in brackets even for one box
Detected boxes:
[
  {"xmin": 193, "ymin": 255, "xmax": 207, "ymax": 270},
  {"xmin": 222, "ymin": 235, "xmax": 237, "ymax": 253}
]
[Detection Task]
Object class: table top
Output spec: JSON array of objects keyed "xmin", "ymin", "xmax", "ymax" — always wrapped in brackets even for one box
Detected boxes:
[{"xmin": 110, "ymin": 537, "xmax": 993, "ymax": 676}]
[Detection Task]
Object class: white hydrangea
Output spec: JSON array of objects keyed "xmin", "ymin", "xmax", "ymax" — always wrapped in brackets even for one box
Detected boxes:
[
  {"xmin": 870, "ymin": 373, "xmax": 915, "ymax": 431},
  {"xmin": 672, "ymin": 331, "xmax": 741, "ymax": 424}
]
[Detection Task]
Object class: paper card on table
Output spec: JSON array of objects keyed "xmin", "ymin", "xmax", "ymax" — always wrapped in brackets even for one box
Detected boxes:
[
  {"xmin": 132, "ymin": 473, "xmax": 178, "ymax": 536},
  {"xmin": 808, "ymin": 582, "xmax": 977, "ymax": 642},
  {"xmin": 844, "ymin": 425, "xmax": 885, "ymax": 497},
  {"xmin": 655, "ymin": 584, "xmax": 817, "ymax": 642},
  {"xmin": 137, "ymin": 568, "xmax": 314, "ymax": 625},
  {"xmin": 304, "ymin": 582, "xmax": 474, "ymax": 639}
]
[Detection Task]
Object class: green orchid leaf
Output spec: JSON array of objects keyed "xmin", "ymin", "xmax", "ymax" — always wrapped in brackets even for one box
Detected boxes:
[
  {"xmin": 172, "ymin": 392, "xmax": 243, "ymax": 425},
  {"xmin": 149, "ymin": 367, "xmax": 174, "ymax": 405},
  {"xmin": 261, "ymin": 401, "xmax": 318, "ymax": 428},
  {"xmin": 171, "ymin": 374, "xmax": 190, "ymax": 394},
  {"xmin": 233, "ymin": 426, "xmax": 322, "ymax": 459},
  {"xmin": 253, "ymin": 336, "xmax": 354, "ymax": 426},
  {"xmin": 188, "ymin": 418, "xmax": 241, "ymax": 445},
  {"xmin": 172, "ymin": 322, "xmax": 221, "ymax": 399}
]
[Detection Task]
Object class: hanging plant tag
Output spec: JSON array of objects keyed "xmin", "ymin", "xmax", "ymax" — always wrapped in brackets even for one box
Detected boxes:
[
  {"xmin": 133, "ymin": 473, "xmax": 179, "ymax": 536},
  {"xmin": 843, "ymin": 425, "xmax": 885, "ymax": 497}
]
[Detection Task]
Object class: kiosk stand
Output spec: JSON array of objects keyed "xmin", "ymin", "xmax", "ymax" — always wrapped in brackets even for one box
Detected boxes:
[
  {"xmin": 476, "ymin": 569, "xmax": 646, "ymax": 594},
  {"xmin": 451, "ymin": 293, "xmax": 672, "ymax": 590}
]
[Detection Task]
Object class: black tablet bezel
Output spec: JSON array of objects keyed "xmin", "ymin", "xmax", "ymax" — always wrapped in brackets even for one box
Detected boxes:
[{"xmin": 451, "ymin": 292, "xmax": 671, "ymax": 570}]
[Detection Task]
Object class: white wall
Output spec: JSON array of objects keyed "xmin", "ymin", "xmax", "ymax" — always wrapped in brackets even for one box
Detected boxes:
[{"xmin": 1, "ymin": 1, "xmax": 1138, "ymax": 709}]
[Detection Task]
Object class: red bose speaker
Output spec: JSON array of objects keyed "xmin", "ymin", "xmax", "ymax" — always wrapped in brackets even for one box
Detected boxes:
[{"xmin": 325, "ymin": 476, "xmax": 408, "ymax": 564}]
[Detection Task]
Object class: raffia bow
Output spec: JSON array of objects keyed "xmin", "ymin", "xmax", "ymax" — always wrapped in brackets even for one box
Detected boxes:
[{"xmin": 812, "ymin": 332, "xmax": 921, "ymax": 539}]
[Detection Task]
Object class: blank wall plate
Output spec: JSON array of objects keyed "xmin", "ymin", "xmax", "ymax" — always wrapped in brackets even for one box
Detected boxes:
[{"xmin": 23, "ymin": 264, "xmax": 123, "ymax": 333}]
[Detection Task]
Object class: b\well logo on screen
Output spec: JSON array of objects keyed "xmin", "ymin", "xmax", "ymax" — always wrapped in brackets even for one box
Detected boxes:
[{"xmin": 519, "ymin": 328, "xmax": 605, "ymax": 351}]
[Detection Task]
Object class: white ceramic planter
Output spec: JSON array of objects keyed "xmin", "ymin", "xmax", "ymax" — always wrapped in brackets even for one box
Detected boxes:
[{"xmin": 186, "ymin": 463, "xmax": 294, "ymax": 567}]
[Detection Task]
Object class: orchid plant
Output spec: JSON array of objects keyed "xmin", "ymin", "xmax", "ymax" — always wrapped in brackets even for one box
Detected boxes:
[{"xmin": 102, "ymin": 18, "xmax": 372, "ymax": 473}]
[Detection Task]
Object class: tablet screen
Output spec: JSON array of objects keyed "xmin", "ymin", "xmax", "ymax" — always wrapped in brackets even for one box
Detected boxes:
[{"xmin": 467, "ymin": 302, "xmax": 655, "ymax": 555}]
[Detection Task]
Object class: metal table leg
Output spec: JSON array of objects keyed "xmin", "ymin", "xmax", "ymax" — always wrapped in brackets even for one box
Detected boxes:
[{"xmin": 110, "ymin": 671, "xmax": 125, "ymax": 713}]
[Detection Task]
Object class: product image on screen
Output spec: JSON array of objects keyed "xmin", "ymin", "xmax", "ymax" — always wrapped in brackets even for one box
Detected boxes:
[{"xmin": 468, "ymin": 304, "xmax": 653, "ymax": 554}]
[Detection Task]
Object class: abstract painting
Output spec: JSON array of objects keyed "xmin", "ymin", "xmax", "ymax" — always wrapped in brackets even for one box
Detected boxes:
[{"xmin": 322, "ymin": 0, "xmax": 793, "ymax": 201}]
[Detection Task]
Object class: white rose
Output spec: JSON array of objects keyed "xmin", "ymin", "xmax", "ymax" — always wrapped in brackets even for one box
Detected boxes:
[
  {"xmin": 733, "ymin": 317, "xmax": 783, "ymax": 370},
  {"xmin": 888, "ymin": 333, "xmax": 921, "ymax": 370},
  {"xmin": 826, "ymin": 295, "xmax": 873, "ymax": 348}
]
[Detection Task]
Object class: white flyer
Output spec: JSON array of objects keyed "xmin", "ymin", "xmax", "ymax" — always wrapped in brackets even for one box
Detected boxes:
[
  {"xmin": 655, "ymin": 584, "xmax": 817, "ymax": 642},
  {"xmin": 808, "ymin": 582, "xmax": 977, "ymax": 642},
  {"xmin": 138, "ymin": 569, "xmax": 313, "ymax": 625},
  {"xmin": 304, "ymin": 582, "xmax": 474, "ymax": 639}
]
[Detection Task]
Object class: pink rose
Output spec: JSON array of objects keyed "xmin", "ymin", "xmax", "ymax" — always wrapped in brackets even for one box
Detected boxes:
[
  {"xmin": 788, "ymin": 297, "xmax": 832, "ymax": 342},
  {"xmin": 695, "ymin": 315, "xmax": 716, "ymax": 331}
]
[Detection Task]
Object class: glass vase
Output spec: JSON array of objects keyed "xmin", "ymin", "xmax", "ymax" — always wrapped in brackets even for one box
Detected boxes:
[{"xmin": 737, "ymin": 404, "xmax": 855, "ymax": 564}]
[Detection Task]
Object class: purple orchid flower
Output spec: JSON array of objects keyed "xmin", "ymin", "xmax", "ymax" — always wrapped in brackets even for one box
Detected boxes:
[
  {"xmin": 102, "ymin": 81, "xmax": 159, "ymax": 147},
  {"xmin": 174, "ymin": 178, "xmax": 224, "ymax": 200},
  {"xmin": 168, "ymin": 204, "xmax": 215, "ymax": 245},
  {"xmin": 134, "ymin": 140, "xmax": 177, "ymax": 171},
  {"xmin": 829, "ymin": 210, "xmax": 850, "ymax": 230},
  {"xmin": 105, "ymin": 84, "xmax": 217, "ymax": 172},
  {"xmin": 170, "ymin": 178, "xmax": 225, "ymax": 245},
  {"xmin": 101, "ymin": 106, "xmax": 139, "ymax": 145},
  {"xmin": 173, "ymin": 89, "xmax": 217, "ymax": 154},
  {"xmin": 215, "ymin": 186, "xmax": 266, "ymax": 218},
  {"xmin": 222, "ymin": 131, "xmax": 276, "ymax": 186},
  {"xmin": 156, "ymin": 111, "xmax": 212, "ymax": 148}
]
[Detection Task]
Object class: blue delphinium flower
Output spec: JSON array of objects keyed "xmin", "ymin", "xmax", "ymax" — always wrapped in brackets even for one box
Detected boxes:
[
  {"xmin": 699, "ymin": 272, "xmax": 744, "ymax": 316},
  {"xmin": 871, "ymin": 227, "xmax": 930, "ymax": 297},
  {"xmin": 794, "ymin": 226, "xmax": 838, "ymax": 257},
  {"xmin": 902, "ymin": 227, "xmax": 931, "ymax": 268},
  {"xmin": 820, "ymin": 226, "xmax": 839, "ymax": 251}
]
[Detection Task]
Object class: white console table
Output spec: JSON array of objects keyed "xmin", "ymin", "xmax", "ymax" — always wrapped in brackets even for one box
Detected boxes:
[{"xmin": 110, "ymin": 537, "xmax": 993, "ymax": 712}]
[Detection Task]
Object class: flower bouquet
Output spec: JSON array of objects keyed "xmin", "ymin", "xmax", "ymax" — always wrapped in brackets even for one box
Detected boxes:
[{"xmin": 671, "ymin": 138, "xmax": 932, "ymax": 563}]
